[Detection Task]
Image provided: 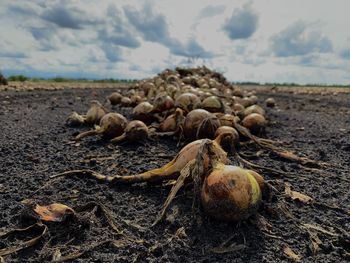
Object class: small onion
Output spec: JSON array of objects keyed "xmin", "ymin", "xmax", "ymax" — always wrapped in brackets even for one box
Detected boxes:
[
  {"xmin": 141, "ymin": 82, "xmax": 155, "ymax": 95},
  {"xmin": 201, "ymin": 96, "xmax": 225, "ymax": 113},
  {"xmin": 120, "ymin": 97, "xmax": 132, "ymax": 107},
  {"xmin": 201, "ymin": 164, "xmax": 263, "ymax": 221},
  {"xmin": 184, "ymin": 109, "xmax": 220, "ymax": 139},
  {"xmin": 107, "ymin": 92, "xmax": 122, "ymax": 105},
  {"xmin": 132, "ymin": 101, "xmax": 154, "ymax": 124},
  {"xmin": 85, "ymin": 100, "xmax": 108, "ymax": 125},
  {"xmin": 215, "ymin": 113, "xmax": 240, "ymax": 127},
  {"xmin": 175, "ymin": 93, "xmax": 201, "ymax": 113},
  {"xmin": 242, "ymin": 113, "xmax": 266, "ymax": 134},
  {"xmin": 214, "ymin": 126, "xmax": 240, "ymax": 151},
  {"xmin": 75, "ymin": 112, "xmax": 127, "ymax": 140},
  {"xmin": 66, "ymin": 111, "xmax": 86, "ymax": 126},
  {"xmin": 111, "ymin": 120, "xmax": 148, "ymax": 143},
  {"xmin": 130, "ymin": 95, "xmax": 143, "ymax": 106},
  {"xmin": 158, "ymin": 108, "xmax": 184, "ymax": 132},
  {"xmin": 240, "ymin": 105, "xmax": 265, "ymax": 119},
  {"xmin": 265, "ymin": 98, "xmax": 276, "ymax": 107},
  {"xmin": 153, "ymin": 94, "xmax": 175, "ymax": 112},
  {"xmin": 232, "ymin": 103, "xmax": 245, "ymax": 112}
]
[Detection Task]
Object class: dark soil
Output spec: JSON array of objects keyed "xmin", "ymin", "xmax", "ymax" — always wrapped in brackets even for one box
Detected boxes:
[{"xmin": 0, "ymin": 87, "xmax": 349, "ymax": 262}]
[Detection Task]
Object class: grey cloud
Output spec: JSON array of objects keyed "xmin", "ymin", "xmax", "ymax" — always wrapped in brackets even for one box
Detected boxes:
[
  {"xmin": 198, "ymin": 5, "xmax": 225, "ymax": 19},
  {"xmin": 101, "ymin": 44, "xmax": 123, "ymax": 62},
  {"xmin": 168, "ymin": 38, "xmax": 214, "ymax": 59},
  {"xmin": 98, "ymin": 5, "xmax": 140, "ymax": 48},
  {"xmin": 123, "ymin": 4, "xmax": 214, "ymax": 58},
  {"xmin": 0, "ymin": 41, "xmax": 27, "ymax": 58},
  {"xmin": 123, "ymin": 4, "xmax": 169, "ymax": 42},
  {"xmin": 7, "ymin": 2, "xmax": 41, "ymax": 16},
  {"xmin": 339, "ymin": 48, "xmax": 350, "ymax": 59},
  {"xmin": 41, "ymin": 4, "xmax": 98, "ymax": 29},
  {"xmin": 271, "ymin": 21, "xmax": 333, "ymax": 57},
  {"xmin": 223, "ymin": 4, "xmax": 258, "ymax": 40}
]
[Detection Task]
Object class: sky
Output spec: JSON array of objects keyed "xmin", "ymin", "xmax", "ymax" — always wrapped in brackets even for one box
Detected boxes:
[{"xmin": 0, "ymin": 0, "xmax": 349, "ymax": 84}]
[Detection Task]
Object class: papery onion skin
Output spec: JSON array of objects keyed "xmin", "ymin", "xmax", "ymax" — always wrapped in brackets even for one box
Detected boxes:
[
  {"xmin": 201, "ymin": 164, "xmax": 263, "ymax": 221},
  {"xmin": 184, "ymin": 109, "xmax": 219, "ymax": 139}
]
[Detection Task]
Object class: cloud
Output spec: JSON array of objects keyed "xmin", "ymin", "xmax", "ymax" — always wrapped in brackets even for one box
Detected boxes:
[
  {"xmin": 0, "ymin": 40, "xmax": 27, "ymax": 58},
  {"xmin": 98, "ymin": 5, "xmax": 140, "ymax": 48},
  {"xmin": 7, "ymin": 2, "xmax": 41, "ymax": 16},
  {"xmin": 123, "ymin": 4, "xmax": 214, "ymax": 58},
  {"xmin": 168, "ymin": 38, "xmax": 214, "ymax": 59},
  {"xmin": 41, "ymin": 4, "xmax": 98, "ymax": 29},
  {"xmin": 223, "ymin": 4, "xmax": 258, "ymax": 40},
  {"xmin": 270, "ymin": 21, "xmax": 333, "ymax": 57},
  {"xmin": 101, "ymin": 44, "xmax": 123, "ymax": 62},
  {"xmin": 198, "ymin": 5, "xmax": 225, "ymax": 19},
  {"xmin": 339, "ymin": 48, "xmax": 350, "ymax": 59},
  {"xmin": 123, "ymin": 4, "xmax": 169, "ymax": 42}
]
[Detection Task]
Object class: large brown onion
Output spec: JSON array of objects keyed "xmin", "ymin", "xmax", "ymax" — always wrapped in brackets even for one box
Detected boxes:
[
  {"xmin": 214, "ymin": 126, "xmax": 240, "ymax": 151},
  {"xmin": 107, "ymin": 92, "xmax": 122, "ymax": 105},
  {"xmin": 132, "ymin": 101, "xmax": 154, "ymax": 124},
  {"xmin": 201, "ymin": 164, "xmax": 263, "ymax": 221}
]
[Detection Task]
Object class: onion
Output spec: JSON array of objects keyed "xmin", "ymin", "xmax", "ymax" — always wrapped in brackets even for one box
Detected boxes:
[
  {"xmin": 111, "ymin": 120, "xmax": 148, "ymax": 143},
  {"xmin": 240, "ymin": 105, "xmax": 265, "ymax": 119},
  {"xmin": 131, "ymin": 138, "xmax": 229, "ymax": 182},
  {"xmin": 175, "ymin": 93, "xmax": 201, "ymax": 113},
  {"xmin": 75, "ymin": 112, "xmax": 127, "ymax": 140},
  {"xmin": 66, "ymin": 111, "xmax": 86, "ymax": 126},
  {"xmin": 242, "ymin": 113, "xmax": 266, "ymax": 134},
  {"xmin": 215, "ymin": 113, "xmax": 240, "ymax": 127},
  {"xmin": 85, "ymin": 100, "xmax": 108, "ymax": 125},
  {"xmin": 153, "ymin": 94, "xmax": 175, "ymax": 112},
  {"xmin": 132, "ymin": 101, "xmax": 154, "ymax": 124},
  {"xmin": 214, "ymin": 126, "xmax": 240, "ymax": 151},
  {"xmin": 141, "ymin": 82, "xmax": 155, "ymax": 95},
  {"xmin": 107, "ymin": 92, "xmax": 122, "ymax": 105},
  {"xmin": 232, "ymin": 103, "xmax": 245, "ymax": 112},
  {"xmin": 201, "ymin": 96, "xmax": 225, "ymax": 113},
  {"xmin": 183, "ymin": 109, "xmax": 220, "ymax": 139},
  {"xmin": 265, "ymin": 98, "xmax": 276, "ymax": 107},
  {"xmin": 130, "ymin": 95, "xmax": 143, "ymax": 106},
  {"xmin": 201, "ymin": 164, "xmax": 263, "ymax": 221},
  {"xmin": 232, "ymin": 87, "xmax": 243, "ymax": 97},
  {"xmin": 120, "ymin": 97, "xmax": 132, "ymax": 107},
  {"xmin": 158, "ymin": 108, "xmax": 184, "ymax": 132}
]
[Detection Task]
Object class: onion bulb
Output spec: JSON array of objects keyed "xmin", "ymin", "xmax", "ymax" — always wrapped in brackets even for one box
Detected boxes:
[
  {"xmin": 107, "ymin": 92, "xmax": 122, "ymax": 105},
  {"xmin": 242, "ymin": 113, "xmax": 266, "ymax": 134},
  {"xmin": 111, "ymin": 120, "xmax": 148, "ymax": 143},
  {"xmin": 265, "ymin": 98, "xmax": 276, "ymax": 107},
  {"xmin": 201, "ymin": 164, "xmax": 263, "ymax": 221},
  {"xmin": 66, "ymin": 111, "xmax": 86, "ymax": 126},
  {"xmin": 153, "ymin": 94, "xmax": 175, "ymax": 112},
  {"xmin": 132, "ymin": 101, "xmax": 154, "ymax": 124},
  {"xmin": 201, "ymin": 96, "xmax": 225, "ymax": 113},
  {"xmin": 85, "ymin": 100, "xmax": 108, "ymax": 125},
  {"xmin": 175, "ymin": 93, "xmax": 201, "ymax": 113},
  {"xmin": 158, "ymin": 108, "xmax": 184, "ymax": 132},
  {"xmin": 239, "ymin": 105, "xmax": 265, "ymax": 119},
  {"xmin": 120, "ymin": 97, "xmax": 132, "ymax": 107},
  {"xmin": 183, "ymin": 109, "xmax": 220, "ymax": 139},
  {"xmin": 75, "ymin": 112, "xmax": 127, "ymax": 140},
  {"xmin": 214, "ymin": 126, "xmax": 240, "ymax": 151}
]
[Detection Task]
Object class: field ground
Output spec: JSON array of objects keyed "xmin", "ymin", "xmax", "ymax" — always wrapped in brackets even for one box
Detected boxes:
[{"xmin": 0, "ymin": 83, "xmax": 349, "ymax": 262}]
